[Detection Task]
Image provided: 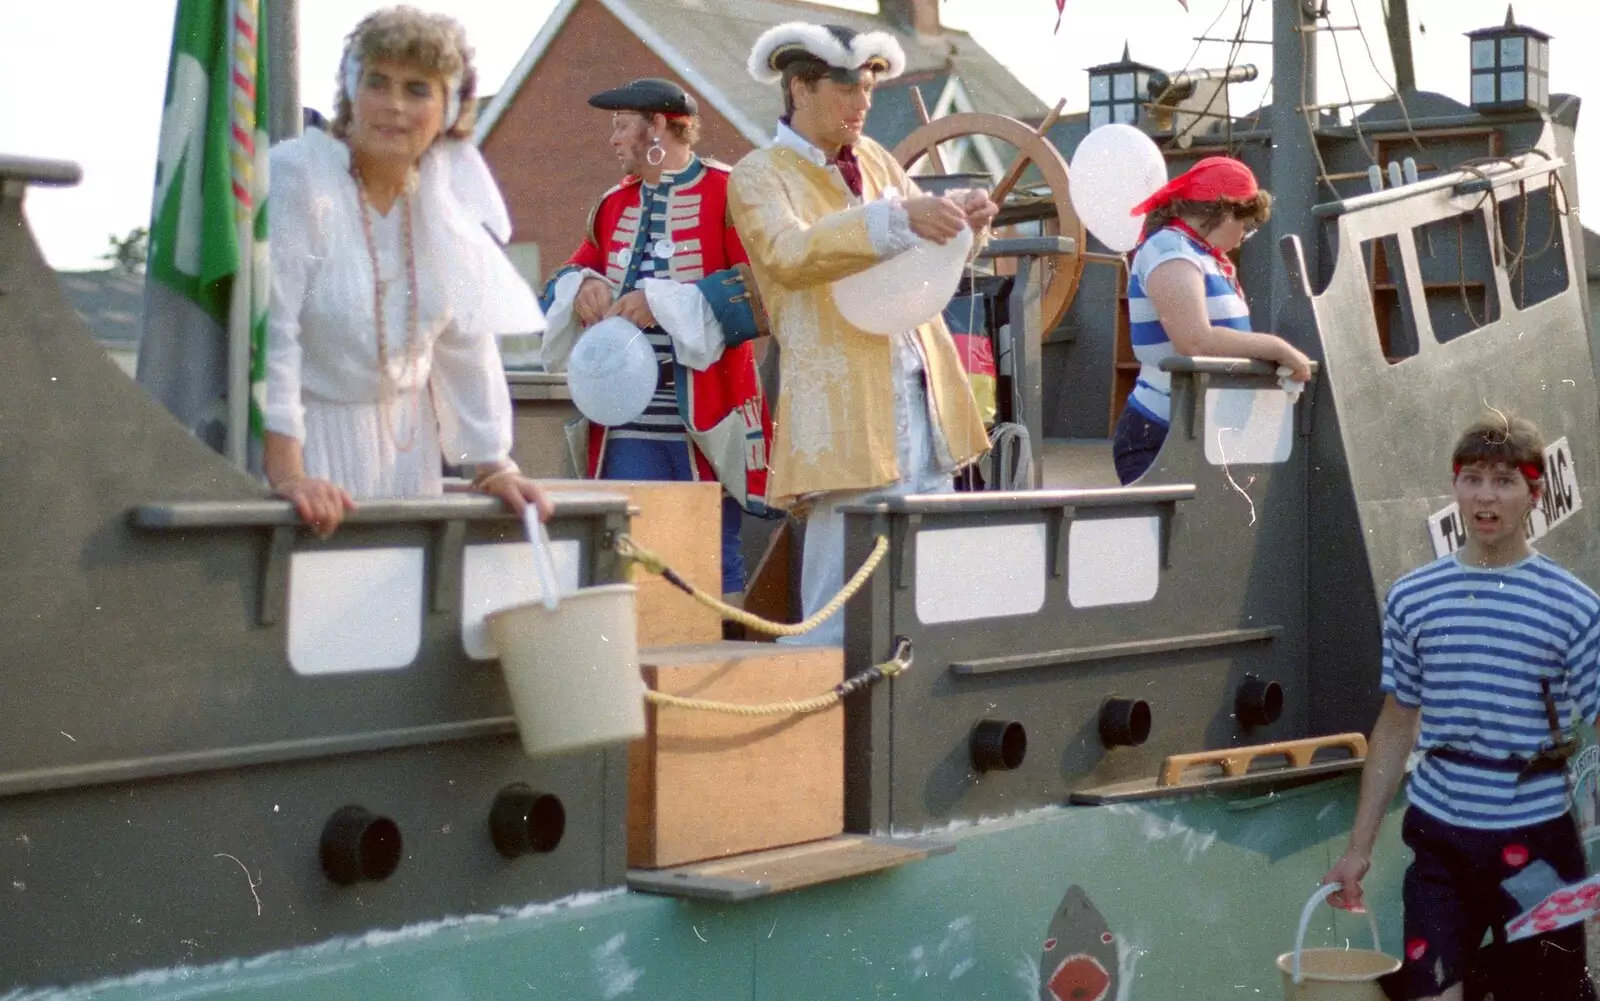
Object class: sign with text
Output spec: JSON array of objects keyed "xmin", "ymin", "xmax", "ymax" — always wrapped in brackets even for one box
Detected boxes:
[{"xmin": 1426, "ymin": 437, "xmax": 1583, "ymax": 559}]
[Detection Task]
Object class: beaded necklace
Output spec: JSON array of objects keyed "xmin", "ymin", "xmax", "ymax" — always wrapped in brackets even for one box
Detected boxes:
[{"xmin": 352, "ymin": 163, "xmax": 423, "ymax": 452}]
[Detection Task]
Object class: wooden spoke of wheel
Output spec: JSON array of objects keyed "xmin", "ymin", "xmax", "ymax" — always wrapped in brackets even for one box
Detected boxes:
[{"xmin": 892, "ymin": 112, "xmax": 1086, "ymax": 335}]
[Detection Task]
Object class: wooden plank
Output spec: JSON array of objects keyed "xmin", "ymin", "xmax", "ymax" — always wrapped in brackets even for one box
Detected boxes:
[
  {"xmin": 740, "ymin": 518, "xmax": 794, "ymax": 638},
  {"xmin": 626, "ymin": 834, "xmax": 956, "ymax": 902},
  {"xmin": 1160, "ymin": 732, "xmax": 1367, "ymax": 787},
  {"xmin": 543, "ymin": 479, "xmax": 723, "ymax": 647},
  {"xmin": 1070, "ymin": 759, "xmax": 1363, "ymax": 805},
  {"xmin": 630, "ymin": 643, "xmax": 844, "ymax": 869}
]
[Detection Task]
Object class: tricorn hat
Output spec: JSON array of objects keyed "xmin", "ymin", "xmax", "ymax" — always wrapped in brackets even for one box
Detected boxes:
[
  {"xmin": 587, "ymin": 77, "xmax": 698, "ymax": 117},
  {"xmin": 746, "ymin": 22, "xmax": 907, "ymax": 85}
]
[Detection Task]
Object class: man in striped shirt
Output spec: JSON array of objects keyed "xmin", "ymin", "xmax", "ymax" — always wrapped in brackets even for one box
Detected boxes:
[{"xmin": 1324, "ymin": 414, "xmax": 1600, "ymax": 1001}]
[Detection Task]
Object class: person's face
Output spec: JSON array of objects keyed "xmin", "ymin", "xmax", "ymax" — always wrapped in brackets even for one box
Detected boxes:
[
  {"xmin": 609, "ymin": 112, "xmax": 655, "ymax": 176},
  {"xmin": 1453, "ymin": 459, "xmax": 1539, "ymax": 548},
  {"xmin": 793, "ymin": 74, "xmax": 875, "ymax": 148},
  {"xmin": 349, "ymin": 59, "xmax": 446, "ymax": 168}
]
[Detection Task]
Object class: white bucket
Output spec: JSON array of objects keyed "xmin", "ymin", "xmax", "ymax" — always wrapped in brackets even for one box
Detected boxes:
[
  {"xmin": 487, "ymin": 583, "xmax": 646, "ymax": 757},
  {"xmin": 1276, "ymin": 884, "xmax": 1401, "ymax": 1001}
]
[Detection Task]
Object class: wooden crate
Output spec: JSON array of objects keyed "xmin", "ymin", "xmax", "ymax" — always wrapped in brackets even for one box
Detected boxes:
[
  {"xmin": 542, "ymin": 479, "xmax": 722, "ymax": 647},
  {"xmin": 629, "ymin": 642, "xmax": 844, "ymax": 869}
]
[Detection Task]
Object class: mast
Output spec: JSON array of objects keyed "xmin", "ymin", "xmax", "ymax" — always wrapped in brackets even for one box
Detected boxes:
[
  {"xmin": 1266, "ymin": 0, "xmax": 1319, "ymax": 334},
  {"xmin": 1383, "ymin": 0, "xmax": 1417, "ymax": 93},
  {"xmin": 267, "ymin": 0, "xmax": 301, "ymax": 141}
]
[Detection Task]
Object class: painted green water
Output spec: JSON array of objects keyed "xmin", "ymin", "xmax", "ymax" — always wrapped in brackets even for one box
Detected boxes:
[{"xmin": 23, "ymin": 776, "xmax": 1407, "ymax": 1001}]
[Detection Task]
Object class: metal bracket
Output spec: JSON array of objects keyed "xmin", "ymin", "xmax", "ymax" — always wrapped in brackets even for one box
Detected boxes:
[
  {"xmin": 892, "ymin": 515, "xmax": 921, "ymax": 591},
  {"xmin": 259, "ymin": 525, "xmax": 295, "ymax": 627},
  {"xmin": 1160, "ymin": 500, "xmax": 1185, "ymax": 570},
  {"xmin": 432, "ymin": 520, "xmax": 466, "ymax": 614},
  {"xmin": 1045, "ymin": 506, "xmax": 1075, "ymax": 579}
]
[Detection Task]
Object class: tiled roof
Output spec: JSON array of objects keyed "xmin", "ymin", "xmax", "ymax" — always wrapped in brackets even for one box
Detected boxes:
[{"xmin": 478, "ymin": 0, "xmax": 1044, "ymax": 146}]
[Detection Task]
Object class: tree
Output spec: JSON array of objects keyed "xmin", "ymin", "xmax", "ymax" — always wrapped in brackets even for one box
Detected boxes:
[{"xmin": 101, "ymin": 226, "xmax": 150, "ymax": 274}]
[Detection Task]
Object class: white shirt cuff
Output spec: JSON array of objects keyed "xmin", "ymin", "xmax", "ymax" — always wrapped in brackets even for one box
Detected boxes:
[
  {"xmin": 640, "ymin": 278, "xmax": 727, "ymax": 372},
  {"xmin": 538, "ymin": 268, "xmax": 611, "ymax": 372},
  {"xmin": 866, "ymin": 198, "xmax": 919, "ymax": 259}
]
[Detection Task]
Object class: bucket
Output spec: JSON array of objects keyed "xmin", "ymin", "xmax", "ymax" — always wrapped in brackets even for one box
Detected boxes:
[
  {"xmin": 1275, "ymin": 883, "xmax": 1401, "ymax": 1001},
  {"xmin": 487, "ymin": 583, "xmax": 646, "ymax": 757}
]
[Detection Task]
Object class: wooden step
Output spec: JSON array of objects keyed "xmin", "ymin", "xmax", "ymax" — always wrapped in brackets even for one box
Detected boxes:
[{"xmin": 627, "ymin": 834, "xmax": 955, "ymax": 902}]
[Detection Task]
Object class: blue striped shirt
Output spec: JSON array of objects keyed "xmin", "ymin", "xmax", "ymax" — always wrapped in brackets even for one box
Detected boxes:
[
  {"xmin": 1125, "ymin": 228, "xmax": 1253, "ymax": 424},
  {"xmin": 1382, "ymin": 552, "xmax": 1600, "ymax": 829}
]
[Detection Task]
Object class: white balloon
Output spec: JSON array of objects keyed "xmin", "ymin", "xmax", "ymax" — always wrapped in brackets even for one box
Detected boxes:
[
  {"xmin": 1069, "ymin": 124, "xmax": 1169, "ymax": 253},
  {"xmin": 566, "ymin": 317, "xmax": 658, "ymax": 427},
  {"xmin": 832, "ymin": 225, "xmax": 974, "ymax": 336}
]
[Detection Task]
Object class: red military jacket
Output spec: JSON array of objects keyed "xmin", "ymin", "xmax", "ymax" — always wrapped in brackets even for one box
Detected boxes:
[{"xmin": 557, "ymin": 158, "xmax": 772, "ymax": 514}]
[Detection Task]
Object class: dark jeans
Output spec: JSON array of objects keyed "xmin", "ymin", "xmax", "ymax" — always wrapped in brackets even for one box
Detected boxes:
[
  {"xmin": 599, "ymin": 437, "xmax": 746, "ymax": 594},
  {"xmin": 1111, "ymin": 406, "xmax": 1168, "ymax": 485},
  {"xmin": 1388, "ymin": 806, "xmax": 1594, "ymax": 1001}
]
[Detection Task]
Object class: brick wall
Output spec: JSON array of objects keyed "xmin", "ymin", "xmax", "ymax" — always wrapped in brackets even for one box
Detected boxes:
[{"xmin": 480, "ymin": 0, "xmax": 757, "ymax": 286}]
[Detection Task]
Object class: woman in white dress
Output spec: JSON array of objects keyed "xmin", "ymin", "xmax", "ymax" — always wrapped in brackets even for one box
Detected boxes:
[{"xmin": 264, "ymin": 7, "xmax": 551, "ymax": 536}]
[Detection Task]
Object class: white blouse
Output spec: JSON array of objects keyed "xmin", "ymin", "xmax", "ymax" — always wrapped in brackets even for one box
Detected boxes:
[{"xmin": 265, "ymin": 128, "xmax": 543, "ymax": 469}]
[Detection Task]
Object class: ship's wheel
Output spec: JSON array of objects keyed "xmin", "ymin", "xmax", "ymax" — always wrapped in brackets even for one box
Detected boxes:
[{"xmin": 892, "ymin": 112, "xmax": 1087, "ymax": 336}]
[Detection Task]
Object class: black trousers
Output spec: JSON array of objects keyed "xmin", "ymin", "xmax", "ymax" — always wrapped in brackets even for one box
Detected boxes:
[{"xmin": 1387, "ymin": 806, "xmax": 1594, "ymax": 1001}]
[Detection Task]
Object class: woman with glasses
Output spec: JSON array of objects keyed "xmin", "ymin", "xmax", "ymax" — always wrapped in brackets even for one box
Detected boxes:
[{"xmin": 1112, "ymin": 157, "xmax": 1313, "ymax": 484}]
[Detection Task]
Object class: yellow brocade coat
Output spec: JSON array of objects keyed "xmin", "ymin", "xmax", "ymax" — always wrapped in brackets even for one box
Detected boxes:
[{"xmin": 728, "ymin": 135, "xmax": 990, "ymax": 508}]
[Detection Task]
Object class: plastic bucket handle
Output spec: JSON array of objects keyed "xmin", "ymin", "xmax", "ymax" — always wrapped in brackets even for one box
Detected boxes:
[
  {"xmin": 1292, "ymin": 883, "xmax": 1382, "ymax": 984},
  {"xmin": 523, "ymin": 506, "xmax": 561, "ymax": 612}
]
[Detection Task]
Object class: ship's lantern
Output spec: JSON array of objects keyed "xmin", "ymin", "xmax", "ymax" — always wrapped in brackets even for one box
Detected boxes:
[
  {"xmin": 1087, "ymin": 43, "xmax": 1159, "ymax": 130},
  {"xmin": 1466, "ymin": 6, "xmax": 1551, "ymax": 113}
]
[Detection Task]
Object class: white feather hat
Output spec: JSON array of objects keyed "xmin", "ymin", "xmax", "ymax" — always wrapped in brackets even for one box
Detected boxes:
[{"xmin": 746, "ymin": 22, "xmax": 907, "ymax": 85}]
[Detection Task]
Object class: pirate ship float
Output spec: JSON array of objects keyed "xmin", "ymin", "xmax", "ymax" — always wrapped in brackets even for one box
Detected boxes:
[{"xmin": 2, "ymin": 2, "xmax": 1597, "ymax": 998}]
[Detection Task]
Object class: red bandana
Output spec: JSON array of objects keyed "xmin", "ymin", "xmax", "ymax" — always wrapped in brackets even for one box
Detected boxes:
[
  {"xmin": 1131, "ymin": 156, "xmax": 1259, "ymax": 217},
  {"xmin": 1163, "ymin": 219, "xmax": 1242, "ymax": 293},
  {"xmin": 1453, "ymin": 460, "xmax": 1543, "ymax": 484}
]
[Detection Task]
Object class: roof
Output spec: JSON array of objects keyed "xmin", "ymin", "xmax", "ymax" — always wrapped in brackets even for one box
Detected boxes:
[
  {"xmin": 55, "ymin": 268, "xmax": 144, "ymax": 348},
  {"xmin": 477, "ymin": 0, "xmax": 1046, "ymax": 147}
]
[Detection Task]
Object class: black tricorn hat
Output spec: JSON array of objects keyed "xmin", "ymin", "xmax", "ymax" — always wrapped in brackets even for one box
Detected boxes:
[{"xmin": 587, "ymin": 77, "xmax": 698, "ymax": 117}]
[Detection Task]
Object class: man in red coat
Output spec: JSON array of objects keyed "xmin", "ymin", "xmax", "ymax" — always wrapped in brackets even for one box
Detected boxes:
[{"xmin": 540, "ymin": 79, "xmax": 772, "ymax": 596}]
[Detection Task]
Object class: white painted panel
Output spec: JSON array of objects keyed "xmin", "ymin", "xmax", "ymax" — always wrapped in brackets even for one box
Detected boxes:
[
  {"xmin": 1204, "ymin": 388, "xmax": 1295, "ymax": 466},
  {"xmin": 915, "ymin": 523, "xmax": 1048, "ymax": 624},
  {"xmin": 288, "ymin": 548, "xmax": 424, "ymax": 675},
  {"xmin": 461, "ymin": 540, "xmax": 582, "ymax": 660},
  {"xmin": 1067, "ymin": 517, "xmax": 1161, "ymax": 608}
]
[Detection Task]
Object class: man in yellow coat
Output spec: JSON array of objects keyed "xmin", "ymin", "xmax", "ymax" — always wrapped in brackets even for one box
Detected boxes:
[{"xmin": 729, "ymin": 21, "xmax": 995, "ymax": 645}]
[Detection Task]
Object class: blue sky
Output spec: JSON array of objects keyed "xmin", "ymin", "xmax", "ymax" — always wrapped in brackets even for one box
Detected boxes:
[{"xmin": 0, "ymin": 0, "xmax": 1590, "ymax": 270}]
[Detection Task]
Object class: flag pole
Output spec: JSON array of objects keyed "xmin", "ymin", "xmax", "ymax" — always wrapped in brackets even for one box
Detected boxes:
[{"xmin": 225, "ymin": 0, "xmax": 260, "ymax": 469}]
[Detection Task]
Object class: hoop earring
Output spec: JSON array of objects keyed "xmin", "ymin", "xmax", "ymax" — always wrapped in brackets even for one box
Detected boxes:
[{"xmin": 646, "ymin": 136, "xmax": 665, "ymax": 166}]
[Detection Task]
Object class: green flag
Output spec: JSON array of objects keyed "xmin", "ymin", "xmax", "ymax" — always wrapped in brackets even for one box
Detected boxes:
[{"xmin": 138, "ymin": 0, "xmax": 268, "ymax": 461}]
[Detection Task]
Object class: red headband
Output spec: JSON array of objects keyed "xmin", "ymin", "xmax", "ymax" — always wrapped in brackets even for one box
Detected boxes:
[
  {"xmin": 1453, "ymin": 460, "xmax": 1543, "ymax": 484},
  {"xmin": 1130, "ymin": 156, "xmax": 1259, "ymax": 217}
]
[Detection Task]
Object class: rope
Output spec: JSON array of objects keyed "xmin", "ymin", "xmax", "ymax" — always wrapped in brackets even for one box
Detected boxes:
[
  {"xmin": 613, "ymin": 532, "xmax": 890, "ymax": 638},
  {"xmin": 643, "ymin": 638, "xmax": 914, "ymax": 717},
  {"xmin": 989, "ymin": 422, "xmax": 1034, "ymax": 491}
]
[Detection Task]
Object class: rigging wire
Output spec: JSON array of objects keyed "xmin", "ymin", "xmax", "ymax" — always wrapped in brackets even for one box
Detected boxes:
[
  {"xmin": 1347, "ymin": 0, "xmax": 1424, "ymax": 153},
  {"xmin": 1298, "ymin": 3, "xmax": 1344, "ymax": 199},
  {"xmin": 1323, "ymin": 4, "xmax": 1375, "ymax": 163},
  {"xmin": 1169, "ymin": 0, "xmax": 1257, "ymax": 151}
]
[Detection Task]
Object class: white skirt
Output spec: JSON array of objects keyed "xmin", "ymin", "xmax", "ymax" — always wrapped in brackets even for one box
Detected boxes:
[{"xmin": 302, "ymin": 389, "xmax": 444, "ymax": 500}]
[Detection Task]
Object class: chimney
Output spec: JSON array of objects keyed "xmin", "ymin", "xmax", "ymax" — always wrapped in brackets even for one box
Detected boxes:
[{"xmin": 880, "ymin": 0, "xmax": 941, "ymax": 36}]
